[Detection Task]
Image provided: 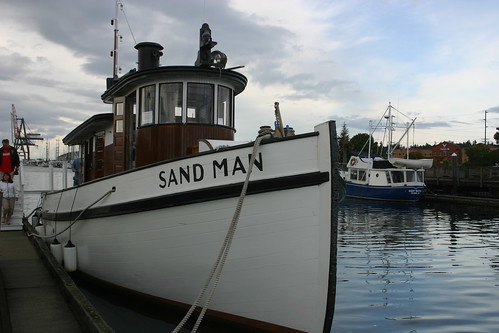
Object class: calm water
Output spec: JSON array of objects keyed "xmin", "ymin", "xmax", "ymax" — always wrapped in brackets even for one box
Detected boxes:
[
  {"xmin": 333, "ymin": 198, "xmax": 499, "ymax": 333},
  {"xmin": 21, "ymin": 166, "xmax": 499, "ymax": 332}
]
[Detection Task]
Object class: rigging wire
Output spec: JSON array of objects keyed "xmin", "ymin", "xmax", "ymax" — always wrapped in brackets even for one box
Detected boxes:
[{"xmin": 119, "ymin": 1, "xmax": 137, "ymax": 45}]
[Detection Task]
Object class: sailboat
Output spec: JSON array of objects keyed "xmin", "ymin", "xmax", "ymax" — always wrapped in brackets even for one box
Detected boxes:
[
  {"xmin": 35, "ymin": 20, "xmax": 341, "ymax": 333},
  {"xmin": 342, "ymin": 102, "xmax": 433, "ymax": 202}
]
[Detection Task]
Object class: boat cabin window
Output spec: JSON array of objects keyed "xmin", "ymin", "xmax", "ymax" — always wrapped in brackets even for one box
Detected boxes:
[
  {"xmin": 406, "ymin": 171, "xmax": 415, "ymax": 182},
  {"xmin": 187, "ymin": 83, "xmax": 214, "ymax": 123},
  {"xmin": 115, "ymin": 102, "xmax": 124, "ymax": 133},
  {"xmin": 217, "ymin": 86, "xmax": 232, "ymax": 126},
  {"xmin": 139, "ymin": 85, "xmax": 155, "ymax": 126},
  {"xmin": 137, "ymin": 82, "xmax": 234, "ymax": 127},
  {"xmin": 385, "ymin": 171, "xmax": 391, "ymax": 183},
  {"xmin": 159, "ymin": 83, "xmax": 183, "ymax": 123},
  {"xmin": 349, "ymin": 169, "xmax": 358, "ymax": 180},
  {"xmin": 115, "ymin": 119, "xmax": 123, "ymax": 133},
  {"xmin": 417, "ymin": 170, "xmax": 424, "ymax": 182},
  {"xmin": 391, "ymin": 170, "xmax": 404, "ymax": 183},
  {"xmin": 358, "ymin": 170, "xmax": 367, "ymax": 181},
  {"xmin": 115, "ymin": 102, "xmax": 123, "ymax": 116}
]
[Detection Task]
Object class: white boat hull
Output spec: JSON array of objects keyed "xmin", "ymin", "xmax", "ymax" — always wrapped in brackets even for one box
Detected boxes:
[{"xmin": 40, "ymin": 122, "xmax": 339, "ymax": 332}]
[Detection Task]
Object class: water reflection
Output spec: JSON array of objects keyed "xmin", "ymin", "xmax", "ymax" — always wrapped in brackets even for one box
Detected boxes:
[{"xmin": 333, "ymin": 198, "xmax": 499, "ymax": 333}]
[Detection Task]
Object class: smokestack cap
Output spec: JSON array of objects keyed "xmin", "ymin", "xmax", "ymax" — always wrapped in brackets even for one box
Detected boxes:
[{"xmin": 135, "ymin": 42, "xmax": 164, "ymax": 71}]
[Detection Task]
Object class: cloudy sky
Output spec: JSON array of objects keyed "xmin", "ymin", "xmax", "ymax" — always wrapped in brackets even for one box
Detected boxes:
[{"xmin": 1, "ymin": 0, "xmax": 499, "ymax": 159}]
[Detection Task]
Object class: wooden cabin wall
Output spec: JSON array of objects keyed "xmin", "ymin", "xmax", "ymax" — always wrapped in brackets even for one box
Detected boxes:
[
  {"xmin": 113, "ymin": 96, "xmax": 126, "ymax": 174},
  {"xmin": 94, "ymin": 135, "xmax": 105, "ymax": 179},
  {"xmin": 135, "ymin": 124, "xmax": 234, "ymax": 167},
  {"xmin": 104, "ymin": 144, "xmax": 114, "ymax": 176}
]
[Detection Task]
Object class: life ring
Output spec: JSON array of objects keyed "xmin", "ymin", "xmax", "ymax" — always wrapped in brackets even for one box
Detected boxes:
[{"xmin": 349, "ymin": 158, "xmax": 357, "ymax": 166}]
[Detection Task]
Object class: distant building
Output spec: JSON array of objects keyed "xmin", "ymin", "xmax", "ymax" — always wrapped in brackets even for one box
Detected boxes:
[
  {"xmin": 431, "ymin": 142, "xmax": 462, "ymax": 164},
  {"xmin": 392, "ymin": 148, "xmax": 433, "ymax": 159},
  {"xmin": 392, "ymin": 141, "xmax": 499, "ymax": 166}
]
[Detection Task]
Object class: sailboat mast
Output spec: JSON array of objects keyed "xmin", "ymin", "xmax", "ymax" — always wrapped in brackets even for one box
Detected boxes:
[
  {"xmin": 368, "ymin": 120, "xmax": 372, "ymax": 158},
  {"xmin": 387, "ymin": 102, "xmax": 393, "ymax": 158},
  {"xmin": 406, "ymin": 122, "xmax": 410, "ymax": 159}
]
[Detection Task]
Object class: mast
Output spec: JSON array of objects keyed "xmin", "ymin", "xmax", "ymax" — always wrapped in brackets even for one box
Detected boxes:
[
  {"xmin": 406, "ymin": 122, "xmax": 410, "ymax": 159},
  {"xmin": 368, "ymin": 120, "xmax": 372, "ymax": 159},
  {"xmin": 111, "ymin": 0, "xmax": 120, "ymax": 78},
  {"xmin": 386, "ymin": 102, "xmax": 393, "ymax": 158}
]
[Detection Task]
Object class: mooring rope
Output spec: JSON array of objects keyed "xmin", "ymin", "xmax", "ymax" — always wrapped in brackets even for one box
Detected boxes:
[
  {"xmin": 173, "ymin": 132, "xmax": 272, "ymax": 333},
  {"xmin": 28, "ymin": 187, "xmax": 116, "ymax": 239}
]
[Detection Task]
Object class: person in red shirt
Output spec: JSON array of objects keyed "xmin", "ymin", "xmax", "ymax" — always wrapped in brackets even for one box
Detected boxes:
[{"xmin": 0, "ymin": 139, "xmax": 20, "ymax": 178}]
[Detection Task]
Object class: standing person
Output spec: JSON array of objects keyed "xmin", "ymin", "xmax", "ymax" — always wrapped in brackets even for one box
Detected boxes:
[
  {"xmin": 71, "ymin": 157, "xmax": 81, "ymax": 186},
  {"xmin": 0, "ymin": 173, "xmax": 19, "ymax": 224},
  {"xmin": 0, "ymin": 139, "xmax": 20, "ymax": 178}
]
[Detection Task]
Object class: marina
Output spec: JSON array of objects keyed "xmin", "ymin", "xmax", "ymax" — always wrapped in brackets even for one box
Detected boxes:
[
  {"xmin": 1, "ymin": 10, "xmax": 498, "ymax": 333},
  {"xmin": 2, "ymin": 166, "xmax": 499, "ymax": 332}
]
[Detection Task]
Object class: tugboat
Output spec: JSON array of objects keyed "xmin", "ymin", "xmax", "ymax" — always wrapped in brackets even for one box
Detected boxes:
[{"xmin": 37, "ymin": 22, "xmax": 341, "ymax": 332}]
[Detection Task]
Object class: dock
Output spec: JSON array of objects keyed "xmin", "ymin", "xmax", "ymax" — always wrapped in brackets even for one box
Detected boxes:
[
  {"xmin": 0, "ymin": 211, "xmax": 113, "ymax": 332},
  {"xmin": 423, "ymin": 193, "xmax": 499, "ymax": 207}
]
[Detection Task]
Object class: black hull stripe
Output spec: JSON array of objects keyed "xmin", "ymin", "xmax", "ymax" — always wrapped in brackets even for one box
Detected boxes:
[{"xmin": 42, "ymin": 171, "xmax": 329, "ymax": 222}]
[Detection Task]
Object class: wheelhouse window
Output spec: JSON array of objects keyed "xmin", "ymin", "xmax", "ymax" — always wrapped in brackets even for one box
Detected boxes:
[
  {"xmin": 115, "ymin": 102, "xmax": 123, "ymax": 116},
  {"xmin": 217, "ymin": 86, "xmax": 232, "ymax": 126},
  {"xmin": 115, "ymin": 120, "xmax": 123, "ymax": 133},
  {"xmin": 187, "ymin": 83, "xmax": 213, "ymax": 124},
  {"xmin": 139, "ymin": 85, "xmax": 155, "ymax": 126},
  {"xmin": 159, "ymin": 83, "xmax": 183, "ymax": 123}
]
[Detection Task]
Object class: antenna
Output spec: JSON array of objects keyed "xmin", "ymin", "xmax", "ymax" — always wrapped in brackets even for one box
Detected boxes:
[
  {"xmin": 111, "ymin": 0, "xmax": 122, "ymax": 78},
  {"xmin": 484, "ymin": 110, "xmax": 488, "ymax": 144}
]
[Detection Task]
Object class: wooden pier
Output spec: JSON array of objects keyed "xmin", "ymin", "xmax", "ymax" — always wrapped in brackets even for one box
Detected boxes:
[
  {"xmin": 0, "ymin": 220, "xmax": 113, "ymax": 333},
  {"xmin": 425, "ymin": 165, "xmax": 499, "ymax": 198}
]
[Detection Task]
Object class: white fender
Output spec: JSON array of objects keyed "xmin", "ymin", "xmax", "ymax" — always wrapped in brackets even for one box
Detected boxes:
[{"xmin": 63, "ymin": 240, "xmax": 77, "ymax": 272}]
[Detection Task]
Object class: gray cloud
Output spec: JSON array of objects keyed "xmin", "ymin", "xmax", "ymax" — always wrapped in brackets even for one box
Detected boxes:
[{"xmin": 2, "ymin": 0, "xmax": 499, "ymax": 157}]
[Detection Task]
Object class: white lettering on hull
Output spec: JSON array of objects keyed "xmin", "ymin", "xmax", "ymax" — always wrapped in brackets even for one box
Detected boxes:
[{"xmin": 158, "ymin": 152, "xmax": 263, "ymax": 188}]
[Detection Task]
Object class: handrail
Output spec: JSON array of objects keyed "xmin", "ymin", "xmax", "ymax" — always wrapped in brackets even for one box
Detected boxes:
[{"xmin": 28, "ymin": 187, "xmax": 116, "ymax": 239}]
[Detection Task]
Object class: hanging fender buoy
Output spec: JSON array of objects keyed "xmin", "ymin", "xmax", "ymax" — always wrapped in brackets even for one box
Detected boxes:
[
  {"xmin": 50, "ymin": 238, "xmax": 63, "ymax": 264},
  {"xmin": 63, "ymin": 240, "xmax": 77, "ymax": 272}
]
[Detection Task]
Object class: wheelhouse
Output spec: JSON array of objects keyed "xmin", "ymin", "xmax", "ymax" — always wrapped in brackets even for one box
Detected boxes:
[{"xmin": 63, "ymin": 26, "xmax": 247, "ymax": 184}]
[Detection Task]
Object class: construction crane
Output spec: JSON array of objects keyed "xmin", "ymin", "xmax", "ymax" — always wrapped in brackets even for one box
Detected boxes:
[
  {"xmin": 11, "ymin": 104, "xmax": 44, "ymax": 160},
  {"xmin": 274, "ymin": 102, "xmax": 285, "ymax": 137}
]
